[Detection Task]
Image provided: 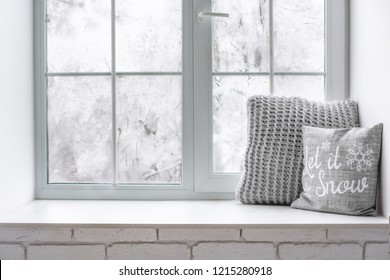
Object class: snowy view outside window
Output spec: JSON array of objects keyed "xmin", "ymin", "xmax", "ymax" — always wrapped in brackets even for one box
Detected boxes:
[{"xmin": 46, "ymin": 0, "xmax": 325, "ymax": 184}]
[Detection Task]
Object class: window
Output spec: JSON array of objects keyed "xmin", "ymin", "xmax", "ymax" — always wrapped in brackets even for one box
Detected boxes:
[{"xmin": 35, "ymin": 0, "xmax": 348, "ymax": 199}]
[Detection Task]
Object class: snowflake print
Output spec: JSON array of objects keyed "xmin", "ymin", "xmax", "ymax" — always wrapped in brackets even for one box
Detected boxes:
[
  {"xmin": 346, "ymin": 143, "xmax": 374, "ymax": 172},
  {"xmin": 321, "ymin": 141, "xmax": 331, "ymax": 152}
]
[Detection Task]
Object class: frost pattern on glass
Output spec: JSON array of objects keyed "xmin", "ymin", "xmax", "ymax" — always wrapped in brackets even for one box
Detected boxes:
[
  {"xmin": 48, "ymin": 77, "xmax": 113, "ymax": 183},
  {"xmin": 47, "ymin": 0, "xmax": 111, "ymax": 72},
  {"xmin": 117, "ymin": 76, "xmax": 182, "ymax": 184},
  {"xmin": 274, "ymin": 0, "xmax": 325, "ymax": 72},
  {"xmin": 116, "ymin": 0, "xmax": 182, "ymax": 72},
  {"xmin": 212, "ymin": 0, "xmax": 269, "ymax": 73},
  {"xmin": 213, "ymin": 76, "xmax": 270, "ymax": 173},
  {"xmin": 274, "ymin": 75, "xmax": 325, "ymax": 101}
]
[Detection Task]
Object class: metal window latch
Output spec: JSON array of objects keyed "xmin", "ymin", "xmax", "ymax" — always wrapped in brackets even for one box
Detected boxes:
[{"xmin": 197, "ymin": 9, "xmax": 229, "ymax": 23}]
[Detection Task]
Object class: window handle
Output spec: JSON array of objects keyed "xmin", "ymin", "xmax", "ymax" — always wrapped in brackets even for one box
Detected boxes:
[{"xmin": 197, "ymin": 9, "xmax": 229, "ymax": 22}]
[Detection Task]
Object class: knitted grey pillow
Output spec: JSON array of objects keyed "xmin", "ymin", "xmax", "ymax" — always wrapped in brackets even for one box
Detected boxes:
[
  {"xmin": 236, "ymin": 96, "xmax": 359, "ymax": 205},
  {"xmin": 291, "ymin": 124, "xmax": 383, "ymax": 215}
]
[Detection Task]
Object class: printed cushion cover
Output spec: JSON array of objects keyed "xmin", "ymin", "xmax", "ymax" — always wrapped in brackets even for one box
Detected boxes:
[{"xmin": 291, "ymin": 124, "xmax": 383, "ymax": 215}]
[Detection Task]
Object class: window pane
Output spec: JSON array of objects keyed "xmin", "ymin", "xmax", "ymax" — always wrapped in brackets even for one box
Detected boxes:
[
  {"xmin": 48, "ymin": 77, "xmax": 113, "ymax": 183},
  {"xmin": 116, "ymin": 0, "xmax": 182, "ymax": 72},
  {"xmin": 117, "ymin": 76, "xmax": 182, "ymax": 184},
  {"xmin": 274, "ymin": 0, "xmax": 325, "ymax": 72},
  {"xmin": 274, "ymin": 75, "xmax": 325, "ymax": 101},
  {"xmin": 213, "ymin": 76, "xmax": 270, "ymax": 173},
  {"xmin": 212, "ymin": 0, "xmax": 269, "ymax": 73},
  {"xmin": 47, "ymin": 0, "xmax": 111, "ymax": 72}
]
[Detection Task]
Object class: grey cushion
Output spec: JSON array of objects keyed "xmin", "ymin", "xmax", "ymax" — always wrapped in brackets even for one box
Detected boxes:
[
  {"xmin": 291, "ymin": 124, "xmax": 383, "ymax": 215},
  {"xmin": 236, "ymin": 96, "xmax": 359, "ymax": 205}
]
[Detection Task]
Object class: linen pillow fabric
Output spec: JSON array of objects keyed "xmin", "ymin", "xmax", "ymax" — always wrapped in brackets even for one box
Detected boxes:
[
  {"xmin": 291, "ymin": 124, "xmax": 383, "ymax": 216},
  {"xmin": 236, "ymin": 96, "xmax": 359, "ymax": 205}
]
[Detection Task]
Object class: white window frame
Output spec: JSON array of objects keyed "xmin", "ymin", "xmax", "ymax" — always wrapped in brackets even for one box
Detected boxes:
[{"xmin": 34, "ymin": 0, "xmax": 349, "ymax": 199}]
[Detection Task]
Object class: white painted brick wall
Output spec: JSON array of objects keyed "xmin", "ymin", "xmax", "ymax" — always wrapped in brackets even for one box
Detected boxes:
[
  {"xmin": 243, "ymin": 228, "xmax": 326, "ymax": 242},
  {"xmin": 108, "ymin": 244, "xmax": 190, "ymax": 260},
  {"xmin": 193, "ymin": 242, "xmax": 276, "ymax": 260},
  {"xmin": 27, "ymin": 245, "xmax": 105, "ymax": 260},
  {"xmin": 0, "ymin": 244, "xmax": 25, "ymax": 260},
  {"xmin": 0, "ymin": 227, "xmax": 71, "ymax": 242},
  {"xmin": 74, "ymin": 228, "xmax": 156, "ymax": 243},
  {"xmin": 328, "ymin": 228, "xmax": 388, "ymax": 241},
  {"xmin": 279, "ymin": 243, "xmax": 362, "ymax": 260},
  {"xmin": 364, "ymin": 243, "xmax": 390, "ymax": 260},
  {"xmin": 0, "ymin": 227, "xmax": 388, "ymax": 260},
  {"xmin": 159, "ymin": 228, "xmax": 240, "ymax": 241}
]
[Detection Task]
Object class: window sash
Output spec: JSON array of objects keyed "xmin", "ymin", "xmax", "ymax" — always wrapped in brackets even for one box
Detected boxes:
[
  {"xmin": 44, "ymin": 0, "xmax": 188, "ymax": 187},
  {"xmin": 194, "ymin": 0, "xmax": 347, "ymax": 193},
  {"xmin": 35, "ymin": 0, "xmax": 195, "ymax": 198},
  {"xmin": 35, "ymin": 0, "xmax": 349, "ymax": 199}
]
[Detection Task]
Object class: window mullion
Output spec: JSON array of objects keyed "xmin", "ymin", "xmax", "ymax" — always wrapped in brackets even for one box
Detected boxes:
[
  {"xmin": 325, "ymin": 0, "xmax": 348, "ymax": 100},
  {"xmin": 111, "ymin": 0, "xmax": 118, "ymax": 185},
  {"xmin": 193, "ymin": 0, "xmax": 213, "ymax": 191},
  {"xmin": 269, "ymin": 0, "xmax": 274, "ymax": 95}
]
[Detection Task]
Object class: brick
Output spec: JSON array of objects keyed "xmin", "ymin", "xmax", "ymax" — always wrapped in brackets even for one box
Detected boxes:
[
  {"xmin": 74, "ymin": 228, "xmax": 156, "ymax": 243},
  {"xmin": 243, "ymin": 228, "xmax": 326, "ymax": 242},
  {"xmin": 159, "ymin": 228, "xmax": 240, "ymax": 241},
  {"xmin": 364, "ymin": 243, "xmax": 390, "ymax": 260},
  {"xmin": 328, "ymin": 228, "xmax": 389, "ymax": 241},
  {"xmin": 279, "ymin": 243, "xmax": 362, "ymax": 260},
  {"xmin": 0, "ymin": 227, "xmax": 71, "ymax": 242},
  {"xmin": 27, "ymin": 245, "xmax": 105, "ymax": 260},
  {"xmin": 193, "ymin": 242, "xmax": 276, "ymax": 260},
  {"xmin": 0, "ymin": 244, "xmax": 25, "ymax": 260},
  {"xmin": 108, "ymin": 244, "xmax": 190, "ymax": 260}
]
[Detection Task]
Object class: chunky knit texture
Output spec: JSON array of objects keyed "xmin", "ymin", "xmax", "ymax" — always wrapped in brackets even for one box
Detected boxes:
[{"xmin": 236, "ymin": 96, "xmax": 359, "ymax": 205}]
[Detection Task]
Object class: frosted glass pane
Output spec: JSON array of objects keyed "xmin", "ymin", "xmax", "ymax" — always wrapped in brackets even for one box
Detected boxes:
[
  {"xmin": 274, "ymin": 75, "xmax": 325, "ymax": 101},
  {"xmin": 48, "ymin": 77, "xmax": 113, "ymax": 183},
  {"xmin": 274, "ymin": 0, "xmax": 325, "ymax": 72},
  {"xmin": 212, "ymin": 0, "xmax": 269, "ymax": 73},
  {"xmin": 213, "ymin": 76, "xmax": 270, "ymax": 173},
  {"xmin": 116, "ymin": 0, "xmax": 182, "ymax": 72},
  {"xmin": 47, "ymin": 0, "xmax": 111, "ymax": 72},
  {"xmin": 117, "ymin": 76, "xmax": 182, "ymax": 183}
]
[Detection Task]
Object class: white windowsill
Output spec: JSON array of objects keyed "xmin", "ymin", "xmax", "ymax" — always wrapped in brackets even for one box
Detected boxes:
[{"xmin": 0, "ymin": 200, "xmax": 387, "ymax": 228}]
